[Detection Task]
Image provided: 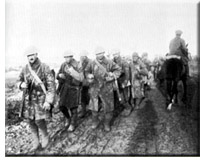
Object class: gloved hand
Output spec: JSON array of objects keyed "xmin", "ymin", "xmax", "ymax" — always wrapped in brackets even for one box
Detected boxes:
[
  {"xmin": 20, "ymin": 82, "xmax": 28, "ymax": 89},
  {"xmin": 43, "ymin": 102, "xmax": 51, "ymax": 111},
  {"xmin": 105, "ymin": 72, "xmax": 115, "ymax": 82},
  {"xmin": 59, "ymin": 73, "xmax": 66, "ymax": 79}
]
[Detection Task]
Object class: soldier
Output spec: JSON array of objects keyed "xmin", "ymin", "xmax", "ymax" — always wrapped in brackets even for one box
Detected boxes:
[
  {"xmin": 112, "ymin": 49, "xmax": 132, "ymax": 116},
  {"xmin": 130, "ymin": 52, "xmax": 148, "ymax": 109},
  {"xmin": 18, "ymin": 46, "xmax": 56, "ymax": 151},
  {"xmin": 169, "ymin": 30, "xmax": 189, "ymax": 78},
  {"xmin": 56, "ymin": 50, "xmax": 83, "ymax": 132},
  {"xmin": 78, "ymin": 50, "xmax": 91, "ymax": 118},
  {"xmin": 141, "ymin": 52, "xmax": 152, "ymax": 98},
  {"xmin": 85, "ymin": 47, "xmax": 121, "ymax": 132}
]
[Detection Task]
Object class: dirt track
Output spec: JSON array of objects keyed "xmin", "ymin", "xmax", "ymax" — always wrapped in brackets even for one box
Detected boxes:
[{"xmin": 5, "ymin": 78, "xmax": 199, "ymax": 156}]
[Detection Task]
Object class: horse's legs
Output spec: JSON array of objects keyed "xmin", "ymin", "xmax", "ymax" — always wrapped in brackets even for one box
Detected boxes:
[
  {"xmin": 166, "ymin": 79, "xmax": 173, "ymax": 108},
  {"xmin": 182, "ymin": 77, "xmax": 187, "ymax": 104},
  {"xmin": 172, "ymin": 80, "xmax": 178, "ymax": 104}
]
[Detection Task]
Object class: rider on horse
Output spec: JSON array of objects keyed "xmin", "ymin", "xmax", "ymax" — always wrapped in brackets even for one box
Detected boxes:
[{"xmin": 168, "ymin": 30, "xmax": 190, "ymax": 79}]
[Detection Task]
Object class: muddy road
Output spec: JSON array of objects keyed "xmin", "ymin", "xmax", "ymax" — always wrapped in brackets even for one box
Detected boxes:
[{"xmin": 5, "ymin": 78, "xmax": 199, "ymax": 156}]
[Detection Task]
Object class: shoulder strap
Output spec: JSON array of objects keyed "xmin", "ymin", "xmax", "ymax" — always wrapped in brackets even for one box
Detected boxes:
[
  {"xmin": 94, "ymin": 59, "xmax": 108, "ymax": 75},
  {"xmin": 27, "ymin": 63, "xmax": 47, "ymax": 94}
]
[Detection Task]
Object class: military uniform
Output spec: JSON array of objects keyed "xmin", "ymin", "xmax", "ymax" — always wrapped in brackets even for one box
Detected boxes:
[
  {"xmin": 130, "ymin": 53, "xmax": 148, "ymax": 109},
  {"xmin": 57, "ymin": 51, "xmax": 83, "ymax": 131},
  {"xmin": 85, "ymin": 47, "xmax": 121, "ymax": 131},
  {"xmin": 79, "ymin": 51, "xmax": 92, "ymax": 118},
  {"xmin": 18, "ymin": 46, "xmax": 56, "ymax": 151},
  {"xmin": 112, "ymin": 50, "xmax": 132, "ymax": 116},
  {"xmin": 169, "ymin": 30, "xmax": 189, "ymax": 78}
]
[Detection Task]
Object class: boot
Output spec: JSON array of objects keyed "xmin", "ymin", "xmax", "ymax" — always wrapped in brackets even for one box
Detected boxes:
[
  {"xmin": 104, "ymin": 112, "xmax": 113, "ymax": 132},
  {"xmin": 36, "ymin": 119, "xmax": 49, "ymax": 149},
  {"xmin": 68, "ymin": 108, "xmax": 77, "ymax": 132},
  {"xmin": 121, "ymin": 102, "xmax": 133, "ymax": 117},
  {"xmin": 29, "ymin": 121, "xmax": 40, "ymax": 151},
  {"xmin": 91, "ymin": 111, "xmax": 99, "ymax": 129}
]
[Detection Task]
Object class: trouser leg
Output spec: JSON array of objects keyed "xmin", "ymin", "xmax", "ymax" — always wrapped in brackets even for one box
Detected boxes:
[
  {"xmin": 28, "ymin": 120, "xmax": 40, "ymax": 150},
  {"xmin": 35, "ymin": 119, "xmax": 49, "ymax": 149},
  {"xmin": 68, "ymin": 107, "xmax": 78, "ymax": 132},
  {"xmin": 103, "ymin": 112, "xmax": 113, "ymax": 132}
]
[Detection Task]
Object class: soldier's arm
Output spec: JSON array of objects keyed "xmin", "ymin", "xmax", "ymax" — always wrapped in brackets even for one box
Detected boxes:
[
  {"xmin": 180, "ymin": 39, "xmax": 188, "ymax": 51},
  {"xmin": 84, "ymin": 60, "xmax": 93, "ymax": 76},
  {"xmin": 139, "ymin": 60, "xmax": 148, "ymax": 76},
  {"xmin": 123, "ymin": 61, "xmax": 130, "ymax": 81},
  {"xmin": 110, "ymin": 61, "xmax": 122, "ymax": 79},
  {"xmin": 44, "ymin": 64, "xmax": 56, "ymax": 105},
  {"xmin": 17, "ymin": 67, "xmax": 26, "ymax": 90},
  {"xmin": 56, "ymin": 63, "xmax": 65, "ymax": 80}
]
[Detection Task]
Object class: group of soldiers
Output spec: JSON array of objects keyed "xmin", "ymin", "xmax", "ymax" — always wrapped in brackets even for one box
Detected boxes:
[{"xmin": 17, "ymin": 29, "xmax": 189, "ymax": 152}]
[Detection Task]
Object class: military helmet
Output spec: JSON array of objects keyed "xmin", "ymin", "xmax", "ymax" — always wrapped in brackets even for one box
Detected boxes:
[
  {"xmin": 63, "ymin": 50, "xmax": 74, "ymax": 58},
  {"xmin": 132, "ymin": 52, "xmax": 139, "ymax": 58},
  {"xmin": 24, "ymin": 46, "xmax": 39, "ymax": 56},
  {"xmin": 95, "ymin": 46, "xmax": 105, "ymax": 55},
  {"xmin": 80, "ymin": 50, "xmax": 89, "ymax": 57},
  {"xmin": 111, "ymin": 49, "xmax": 120, "ymax": 55},
  {"xmin": 141, "ymin": 52, "xmax": 148, "ymax": 58},
  {"xmin": 175, "ymin": 30, "xmax": 183, "ymax": 35}
]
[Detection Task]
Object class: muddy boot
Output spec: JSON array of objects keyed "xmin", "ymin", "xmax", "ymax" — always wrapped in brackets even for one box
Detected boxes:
[
  {"xmin": 29, "ymin": 121, "xmax": 40, "ymax": 151},
  {"xmin": 91, "ymin": 111, "xmax": 99, "ymax": 129},
  {"xmin": 103, "ymin": 112, "xmax": 113, "ymax": 132},
  {"xmin": 121, "ymin": 102, "xmax": 133, "ymax": 117},
  {"xmin": 68, "ymin": 108, "xmax": 77, "ymax": 132},
  {"xmin": 36, "ymin": 119, "xmax": 49, "ymax": 149}
]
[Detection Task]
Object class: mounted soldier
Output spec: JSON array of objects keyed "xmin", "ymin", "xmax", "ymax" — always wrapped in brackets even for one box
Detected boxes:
[
  {"xmin": 56, "ymin": 50, "xmax": 84, "ymax": 132},
  {"xmin": 85, "ymin": 47, "xmax": 121, "ymax": 132},
  {"xmin": 169, "ymin": 30, "xmax": 189, "ymax": 78},
  {"xmin": 18, "ymin": 46, "xmax": 56, "ymax": 151},
  {"xmin": 112, "ymin": 49, "xmax": 132, "ymax": 117}
]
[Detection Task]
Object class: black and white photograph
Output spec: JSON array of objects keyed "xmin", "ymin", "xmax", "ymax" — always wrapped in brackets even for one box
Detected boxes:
[{"xmin": 5, "ymin": 0, "xmax": 200, "ymax": 156}]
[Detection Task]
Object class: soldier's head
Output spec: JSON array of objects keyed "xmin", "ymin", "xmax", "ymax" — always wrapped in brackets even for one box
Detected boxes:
[
  {"xmin": 132, "ymin": 52, "xmax": 139, "ymax": 62},
  {"xmin": 95, "ymin": 46, "xmax": 105, "ymax": 62},
  {"xmin": 175, "ymin": 30, "xmax": 183, "ymax": 37},
  {"xmin": 63, "ymin": 50, "xmax": 74, "ymax": 63},
  {"xmin": 80, "ymin": 50, "xmax": 89, "ymax": 63},
  {"xmin": 112, "ymin": 49, "xmax": 121, "ymax": 60},
  {"xmin": 24, "ymin": 46, "xmax": 39, "ymax": 64},
  {"xmin": 141, "ymin": 52, "xmax": 148, "ymax": 61}
]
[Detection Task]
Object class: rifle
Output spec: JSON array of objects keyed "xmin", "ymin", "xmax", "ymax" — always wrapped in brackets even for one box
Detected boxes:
[
  {"xmin": 19, "ymin": 76, "xmax": 28, "ymax": 118},
  {"xmin": 94, "ymin": 59, "xmax": 122, "ymax": 102}
]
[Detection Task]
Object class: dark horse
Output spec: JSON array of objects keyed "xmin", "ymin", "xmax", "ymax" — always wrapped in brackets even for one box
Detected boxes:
[{"xmin": 163, "ymin": 55, "xmax": 187, "ymax": 110}]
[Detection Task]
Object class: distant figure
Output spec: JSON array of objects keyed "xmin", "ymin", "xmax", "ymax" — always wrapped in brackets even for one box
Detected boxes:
[
  {"xmin": 130, "ymin": 52, "xmax": 148, "ymax": 110},
  {"xmin": 18, "ymin": 46, "xmax": 56, "ymax": 151}
]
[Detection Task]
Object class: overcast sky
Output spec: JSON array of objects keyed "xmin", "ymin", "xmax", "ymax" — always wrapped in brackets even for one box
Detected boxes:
[{"xmin": 5, "ymin": 0, "xmax": 198, "ymax": 67}]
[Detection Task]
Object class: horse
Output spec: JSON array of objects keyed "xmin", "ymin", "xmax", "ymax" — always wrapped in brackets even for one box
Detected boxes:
[{"xmin": 163, "ymin": 55, "xmax": 187, "ymax": 110}]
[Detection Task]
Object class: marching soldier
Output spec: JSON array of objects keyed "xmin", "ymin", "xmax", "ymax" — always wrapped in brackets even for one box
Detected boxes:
[
  {"xmin": 112, "ymin": 49, "xmax": 132, "ymax": 116},
  {"xmin": 78, "ymin": 50, "xmax": 91, "ymax": 118},
  {"xmin": 130, "ymin": 52, "xmax": 148, "ymax": 109},
  {"xmin": 85, "ymin": 47, "xmax": 121, "ymax": 132},
  {"xmin": 141, "ymin": 52, "xmax": 152, "ymax": 98},
  {"xmin": 18, "ymin": 46, "xmax": 56, "ymax": 151},
  {"xmin": 56, "ymin": 50, "xmax": 84, "ymax": 132}
]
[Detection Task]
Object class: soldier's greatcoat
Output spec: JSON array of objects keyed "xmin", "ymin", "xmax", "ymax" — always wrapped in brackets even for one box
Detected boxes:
[
  {"xmin": 18, "ymin": 58, "xmax": 56, "ymax": 120},
  {"xmin": 56, "ymin": 59, "xmax": 82, "ymax": 109},
  {"xmin": 85, "ymin": 56, "xmax": 121, "ymax": 113},
  {"xmin": 130, "ymin": 59, "xmax": 148, "ymax": 99}
]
